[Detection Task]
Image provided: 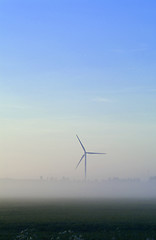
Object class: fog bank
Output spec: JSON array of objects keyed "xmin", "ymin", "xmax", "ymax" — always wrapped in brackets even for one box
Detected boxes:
[{"xmin": 1, "ymin": 178, "xmax": 156, "ymax": 199}]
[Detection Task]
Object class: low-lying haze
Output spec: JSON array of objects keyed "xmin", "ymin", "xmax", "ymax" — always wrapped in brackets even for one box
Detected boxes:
[{"xmin": 1, "ymin": 178, "xmax": 156, "ymax": 199}]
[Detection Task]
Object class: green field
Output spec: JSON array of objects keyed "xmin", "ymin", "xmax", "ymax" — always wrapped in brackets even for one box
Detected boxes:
[{"xmin": 0, "ymin": 198, "xmax": 156, "ymax": 240}]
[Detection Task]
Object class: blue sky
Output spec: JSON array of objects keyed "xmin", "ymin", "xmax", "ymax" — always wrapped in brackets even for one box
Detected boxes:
[{"xmin": 0, "ymin": 0, "xmax": 156, "ymax": 180}]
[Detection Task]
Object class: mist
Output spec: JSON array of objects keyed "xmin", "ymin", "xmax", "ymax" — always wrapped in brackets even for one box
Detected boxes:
[{"xmin": 1, "ymin": 178, "xmax": 156, "ymax": 199}]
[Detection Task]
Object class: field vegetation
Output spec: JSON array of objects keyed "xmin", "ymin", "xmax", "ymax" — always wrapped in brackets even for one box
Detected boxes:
[{"xmin": 0, "ymin": 198, "xmax": 156, "ymax": 240}]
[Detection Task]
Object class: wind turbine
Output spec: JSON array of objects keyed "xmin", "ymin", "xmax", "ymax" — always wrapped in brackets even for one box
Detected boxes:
[{"xmin": 76, "ymin": 135, "xmax": 106, "ymax": 180}]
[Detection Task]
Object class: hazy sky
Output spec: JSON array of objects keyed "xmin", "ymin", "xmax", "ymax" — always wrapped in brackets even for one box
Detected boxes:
[{"xmin": 0, "ymin": 0, "xmax": 156, "ymax": 180}]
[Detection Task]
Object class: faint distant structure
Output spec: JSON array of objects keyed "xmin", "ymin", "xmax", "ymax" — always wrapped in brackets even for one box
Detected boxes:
[
  {"xmin": 149, "ymin": 176, "xmax": 156, "ymax": 182},
  {"xmin": 76, "ymin": 135, "xmax": 106, "ymax": 180}
]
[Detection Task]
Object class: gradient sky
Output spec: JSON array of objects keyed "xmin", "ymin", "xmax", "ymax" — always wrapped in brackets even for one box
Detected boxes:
[{"xmin": 0, "ymin": 0, "xmax": 156, "ymax": 180}]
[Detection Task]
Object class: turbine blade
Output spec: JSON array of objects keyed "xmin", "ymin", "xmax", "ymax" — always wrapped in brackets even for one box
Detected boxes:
[
  {"xmin": 86, "ymin": 152, "xmax": 106, "ymax": 154},
  {"xmin": 76, "ymin": 154, "xmax": 85, "ymax": 169},
  {"xmin": 76, "ymin": 135, "xmax": 86, "ymax": 152}
]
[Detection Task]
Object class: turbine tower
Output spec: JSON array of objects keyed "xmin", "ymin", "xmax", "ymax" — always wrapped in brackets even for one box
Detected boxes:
[{"xmin": 76, "ymin": 135, "xmax": 106, "ymax": 180}]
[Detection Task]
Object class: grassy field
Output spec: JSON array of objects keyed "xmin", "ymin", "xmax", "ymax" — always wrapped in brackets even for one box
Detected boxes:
[{"xmin": 0, "ymin": 198, "xmax": 156, "ymax": 240}]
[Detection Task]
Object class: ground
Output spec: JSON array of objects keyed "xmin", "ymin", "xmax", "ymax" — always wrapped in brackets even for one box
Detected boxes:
[{"xmin": 0, "ymin": 198, "xmax": 156, "ymax": 240}]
